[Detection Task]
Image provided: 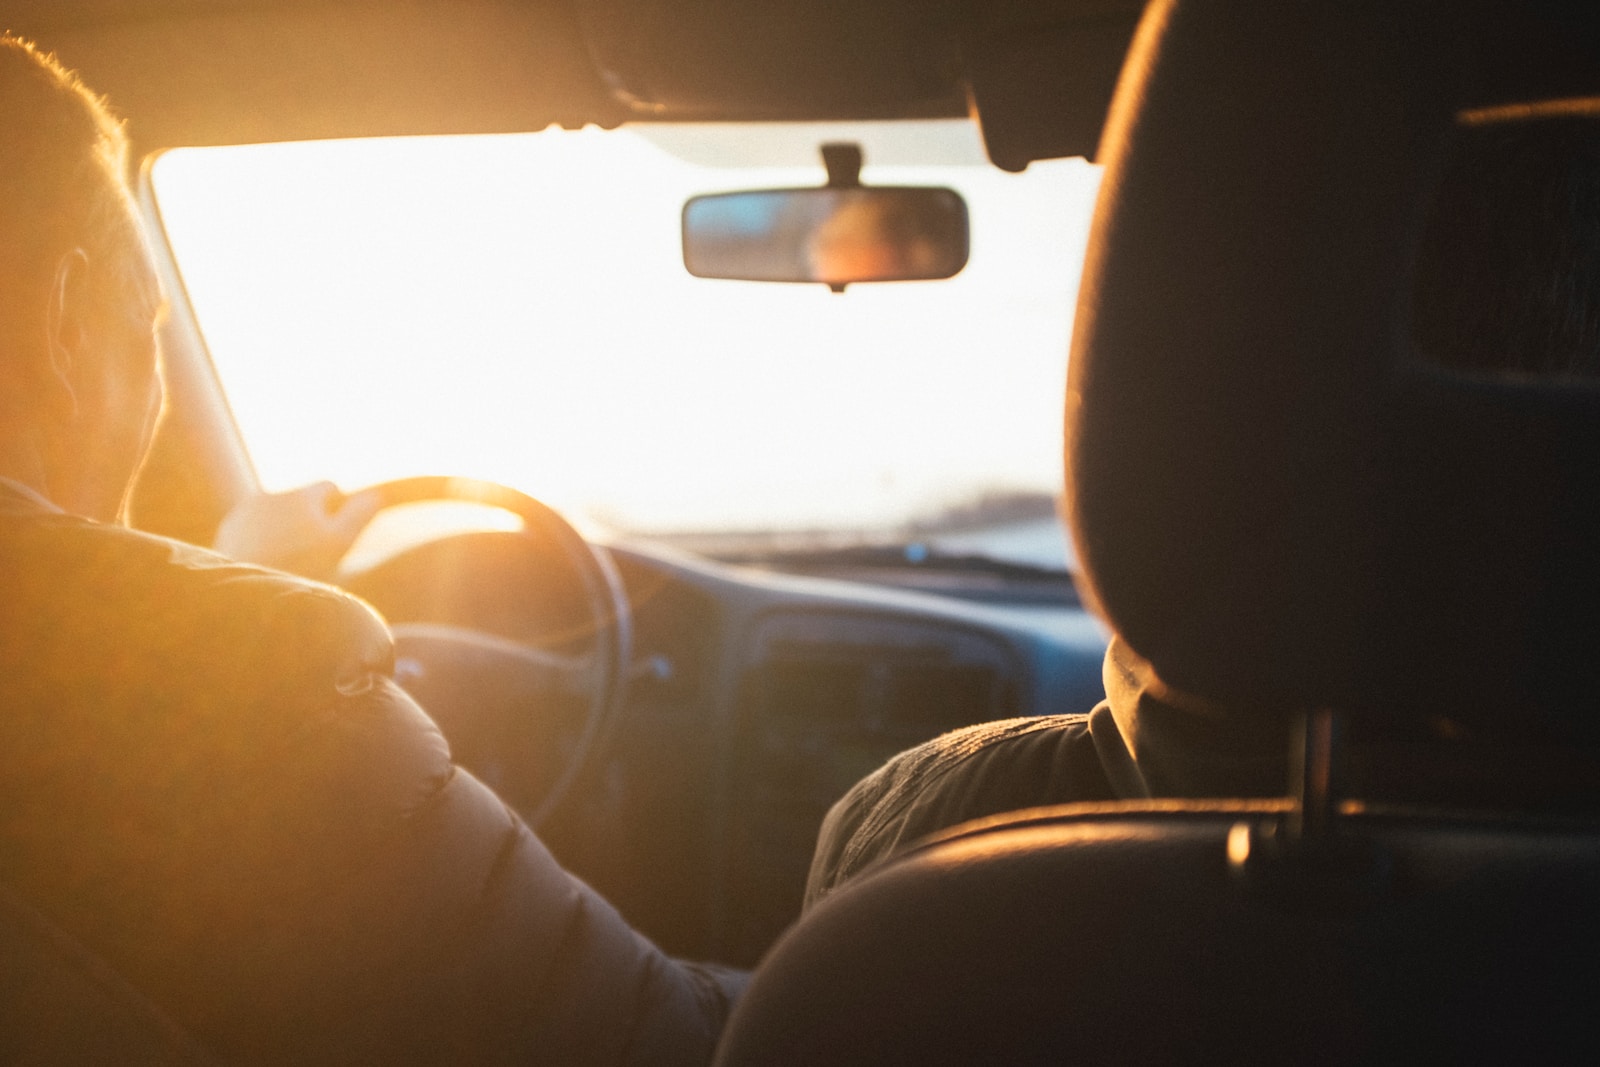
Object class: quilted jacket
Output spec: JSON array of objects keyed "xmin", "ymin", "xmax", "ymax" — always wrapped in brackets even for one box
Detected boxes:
[{"xmin": 0, "ymin": 485, "xmax": 741, "ymax": 1063}]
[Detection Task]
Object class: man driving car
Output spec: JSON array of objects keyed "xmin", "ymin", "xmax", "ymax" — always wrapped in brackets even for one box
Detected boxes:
[{"xmin": 0, "ymin": 35, "xmax": 741, "ymax": 1063}]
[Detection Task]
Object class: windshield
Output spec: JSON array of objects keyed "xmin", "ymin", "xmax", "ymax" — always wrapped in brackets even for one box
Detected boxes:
[{"xmin": 152, "ymin": 120, "xmax": 1099, "ymax": 571}]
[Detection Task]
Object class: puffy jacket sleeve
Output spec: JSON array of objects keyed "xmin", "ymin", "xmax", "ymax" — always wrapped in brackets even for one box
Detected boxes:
[{"xmin": 0, "ymin": 510, "xmax": 742, "ymax": 1064}]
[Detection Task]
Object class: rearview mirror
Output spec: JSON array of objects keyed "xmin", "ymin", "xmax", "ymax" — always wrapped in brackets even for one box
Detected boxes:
[{"xmin": 682, "ymin": 187, "xmax": 969, "ymax": 289}]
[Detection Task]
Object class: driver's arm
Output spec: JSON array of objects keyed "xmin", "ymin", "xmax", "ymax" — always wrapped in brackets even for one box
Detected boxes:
[
  {"xmin": 4, "ymin": 511, "xmax": 745, "ymax": 1063},
  {"xmin": 212, "ymin": 481, "xmax": 382, "ymax": 581}
]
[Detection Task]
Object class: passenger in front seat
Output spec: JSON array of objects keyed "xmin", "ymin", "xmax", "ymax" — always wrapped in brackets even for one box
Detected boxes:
[
  {"xmin": 0, "ymin": 35, "xmax": 742, "ymax": 1063},
  {"xmin": 807, "ymin": 115, "xmax": 1600, "ymax": 908}
]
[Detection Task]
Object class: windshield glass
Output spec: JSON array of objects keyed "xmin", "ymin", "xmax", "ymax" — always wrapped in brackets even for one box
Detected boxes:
[{"xmin": 152, "ymin": 120, "xmax": 1100, "ymax": 570}]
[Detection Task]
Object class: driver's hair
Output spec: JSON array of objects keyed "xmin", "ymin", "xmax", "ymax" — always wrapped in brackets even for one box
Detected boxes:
[{"xmin": 0, "ymin": 35, "xmax": 154, "ymax": 357}]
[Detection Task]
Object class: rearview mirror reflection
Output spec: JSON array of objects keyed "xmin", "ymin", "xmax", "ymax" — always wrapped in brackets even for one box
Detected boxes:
[{"xmin": 683, "ymin": 187, "xmax": 969, "ymax": 288}]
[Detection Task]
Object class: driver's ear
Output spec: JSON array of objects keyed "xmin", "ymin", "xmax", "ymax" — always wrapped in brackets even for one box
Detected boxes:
[{"xmin": 43, "ymin": 247, "xmax": 92, "ymax": 419}]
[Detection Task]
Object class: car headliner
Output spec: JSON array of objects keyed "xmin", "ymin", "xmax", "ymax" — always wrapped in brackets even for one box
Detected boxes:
[{"xmin": 5, "ymin": 0, "xmax": 1142, "ymax": 164}]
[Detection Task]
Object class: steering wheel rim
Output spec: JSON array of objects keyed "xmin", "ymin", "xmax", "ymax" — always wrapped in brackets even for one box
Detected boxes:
[{"xmin": 353, "ymin": 476, "xmax": 632, "ymax": 828}]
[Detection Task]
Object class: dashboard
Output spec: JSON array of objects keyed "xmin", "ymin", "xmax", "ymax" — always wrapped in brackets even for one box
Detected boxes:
[{"xmin": 347, "ymin": 532, "xmax": 1108, "ymax": 966}]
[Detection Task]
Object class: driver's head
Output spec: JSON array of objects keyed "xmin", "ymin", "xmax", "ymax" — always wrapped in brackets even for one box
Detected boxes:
[{"xmin": 0, "ymin": 35, "xmax": 164, "ymax": 523}]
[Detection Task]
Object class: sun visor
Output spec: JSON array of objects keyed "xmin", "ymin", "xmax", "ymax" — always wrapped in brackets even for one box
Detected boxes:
[
  {"xmin": 22, "ymin": 1, "xmax": 625, "ymax": 148},
  {"xmin": 576, "ymin": 0, "xmax": 966, "ymax": 120}
]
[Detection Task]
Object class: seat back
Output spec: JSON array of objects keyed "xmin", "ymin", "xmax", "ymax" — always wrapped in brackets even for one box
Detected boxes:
[{"xmin": 715, "ymin": 803, "xmax": 1600, "ymax": 1065}]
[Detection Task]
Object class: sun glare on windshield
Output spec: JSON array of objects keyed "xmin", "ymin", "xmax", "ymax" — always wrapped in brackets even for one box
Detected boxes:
[{"xmin": 152, "ymin": 121, "xmax": 1099, "ymax": 565}]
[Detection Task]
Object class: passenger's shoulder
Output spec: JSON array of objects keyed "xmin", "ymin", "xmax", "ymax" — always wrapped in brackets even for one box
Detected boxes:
[
  {"xmin": 807, "ymin": 713, "xmax": 1108, "ymax": 907},
  {"xmin": 875, "ymin": 714, "xmax": 1096, "ymax": 790}
]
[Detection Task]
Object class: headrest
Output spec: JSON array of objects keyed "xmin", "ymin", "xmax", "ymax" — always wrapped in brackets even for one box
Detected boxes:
[{"xmin": 1067, "ymin": 0, "xmax": 1600, "ymax": 737}]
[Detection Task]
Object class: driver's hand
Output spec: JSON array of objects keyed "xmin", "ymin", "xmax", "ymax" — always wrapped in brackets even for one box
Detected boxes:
[{"xmin": 213, "ymin": 482, "xmax": 382, "ymax": 582}]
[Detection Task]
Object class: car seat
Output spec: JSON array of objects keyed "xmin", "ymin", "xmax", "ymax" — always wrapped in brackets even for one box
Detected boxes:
[{"xmin": 712, "ymin": 1, "xmax": 1600, "ymax": 1062}]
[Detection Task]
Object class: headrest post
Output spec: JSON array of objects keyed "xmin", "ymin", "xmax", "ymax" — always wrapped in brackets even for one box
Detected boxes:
[
  {"xmin": 1288, "ymin": 709, "xmax": 1344, "ymax": 839},
  {"xmin": 1230, "ymin": 706, "xmax": 1391, "ymax": 904}
]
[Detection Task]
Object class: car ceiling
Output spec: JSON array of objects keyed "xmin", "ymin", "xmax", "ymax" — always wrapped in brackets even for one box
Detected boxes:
[{"xmin": 5, "ymin": 0, "xmax": 1143, "ymax": 166}]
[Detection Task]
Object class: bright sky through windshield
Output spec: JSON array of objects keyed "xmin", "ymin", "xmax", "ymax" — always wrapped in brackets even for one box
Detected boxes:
[{"xmin": 153, "ymin": 121, "xmax": 1099, "ymax": 542}]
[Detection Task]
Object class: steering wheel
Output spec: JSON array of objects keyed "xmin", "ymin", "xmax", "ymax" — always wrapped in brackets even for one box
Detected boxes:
[{"xmin": 342, "ymin": 476, "xmax": 632, "ymax": 828}]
